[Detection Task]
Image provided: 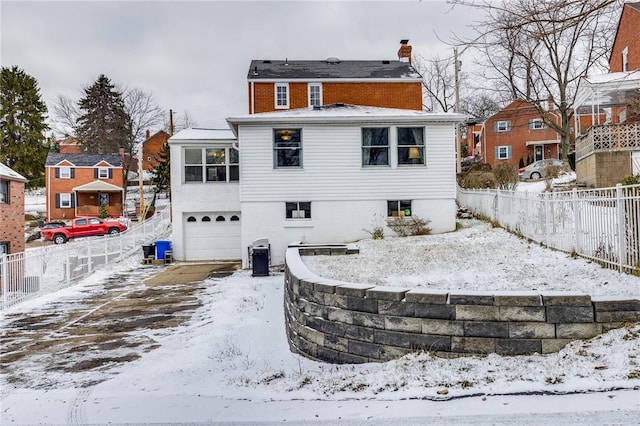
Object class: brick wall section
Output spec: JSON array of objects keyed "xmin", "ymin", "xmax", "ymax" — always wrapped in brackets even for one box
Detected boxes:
[
  {"xmin": 0, "ymin": 179, "xmax": 25, "ymax": 253},
  {"xmin": 609, "ymin": 3, "xmax": 640, "ymax": 72},
  {"xmin": 284, "ymin": 245, "xmax": 640, "ymax": 363},
  {"xmin": 142, "ymin": 131, "xmax": 169, "ymax": 171},
  {"xmin": 251, "ymin": 81, "xmax": 423, "ymax": 113}
]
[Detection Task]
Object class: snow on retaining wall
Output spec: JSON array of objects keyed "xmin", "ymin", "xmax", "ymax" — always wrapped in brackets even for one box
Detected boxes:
[{"xmin": 284, "ymin": 245, "xmax": 640, "ymax": 363}]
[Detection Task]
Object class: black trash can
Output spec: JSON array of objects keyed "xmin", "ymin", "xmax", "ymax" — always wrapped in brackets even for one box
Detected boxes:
[
  {"xmin": 142, "ymin": 244, "xmax": 155, "ymax": 258},
  {"xmin": 252, "ymin": 246, "xmax": 270, "ymax": 277}
]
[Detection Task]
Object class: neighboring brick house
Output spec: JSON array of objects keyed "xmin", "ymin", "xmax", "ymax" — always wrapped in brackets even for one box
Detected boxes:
[
  {"xmin": 247, "ymin": 41, "xmax": 423, "ymax": 114},
  {"xmin": 44, "ymin": 153, "xmax": 125, "ymax": 221},
  {"xmin": 609, "ymin": 2, "xmax": 640, "ymax": 73},
  {"xmin": 482, "ymin": 99, "xmax": 561, "ymax": 167},
  {"xmin": 141, "ymin": 130, "xmax": 170, "ymax": 171},
  {"xmin": 573, "ymin": 2, "xmax": 640, "ymax": 187},
  {"xmin": 57, "ymin": 135, "xmax": 82, "ymax": 154},
  {"xmin": 0, "ymin": 163, "xmax": 27, "ymax": 255}
]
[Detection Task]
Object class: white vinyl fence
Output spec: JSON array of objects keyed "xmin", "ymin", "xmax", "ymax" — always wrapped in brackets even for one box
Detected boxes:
[
  {"xmin": 0, "ymin": 206, "xmax": 171, "ymax": 310},
  {"xmin": 457, "ymin": 184, "xmax": 640, "ymax": 275}
]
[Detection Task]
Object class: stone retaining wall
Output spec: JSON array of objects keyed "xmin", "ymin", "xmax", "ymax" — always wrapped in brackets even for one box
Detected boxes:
[{"xmin": 284, "ymin": 245, "xmax": 640, "ymax": 364}]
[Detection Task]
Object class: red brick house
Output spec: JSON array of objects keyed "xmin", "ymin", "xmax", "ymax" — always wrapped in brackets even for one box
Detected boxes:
[
  {"xmin": 482, "ymin": 99, "xmax": 561, "ymax": 167},
  {"xmin": 609, "ymin": 2, "xmax": 640, "ymax": 73},
  {"xmin": 0, "ymin": 163, "xmax": 27, "ymax": 255},
  {"xmin": 573, "ymin": 2, "xmax": 640, "ymax": 187},
  {"xmin": 247, "ymin": 41, "xmax": 423, "ymax": 114},
  {"xmin": 141, "ymin": 130, "xmax": 170, "ymax": 172},
  {"xmin": 44, "ymin": 153, "xmax": 125, "ymax": 221}
]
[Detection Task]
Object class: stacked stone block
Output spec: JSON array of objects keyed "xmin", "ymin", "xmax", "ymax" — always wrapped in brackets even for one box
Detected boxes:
[{"xmin": 284, "ymin": 245, "xmax": 640, "ymax": 364}]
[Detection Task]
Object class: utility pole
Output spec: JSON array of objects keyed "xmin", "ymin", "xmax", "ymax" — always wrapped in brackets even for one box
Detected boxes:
[
  {"xmin": 454, "ymin": 47, "xmax": 462, "ymax": 174},
  {"xmin": 169, "ymin": 108, "xmax": 175, "ymax": 136},
  {"xmin": 138, "ymin": 136, "xmax": 144, "ymax": 222}
]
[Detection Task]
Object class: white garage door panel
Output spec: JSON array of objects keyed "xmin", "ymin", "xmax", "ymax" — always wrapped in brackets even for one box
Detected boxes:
[{"xmin": 184, "ymin": 213, "xmax": 241, "ymax": 260}]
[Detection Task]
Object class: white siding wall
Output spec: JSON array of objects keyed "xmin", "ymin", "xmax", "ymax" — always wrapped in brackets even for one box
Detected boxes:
[
  {"xmin": 169, "ymin": 141, "xmax": 240, "ymax": 261},
  {"xmin": 239, "ymin": 122, "xmax": 458, "ymax": 267}
]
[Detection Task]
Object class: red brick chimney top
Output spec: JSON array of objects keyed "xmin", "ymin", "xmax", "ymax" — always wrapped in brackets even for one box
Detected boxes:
[{"xmin": 398, "ymin": 39, "xmax": 412, "ymax": 65}]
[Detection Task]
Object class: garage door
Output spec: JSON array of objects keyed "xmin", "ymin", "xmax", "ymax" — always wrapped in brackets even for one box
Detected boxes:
[{"xmin": 183, "ymin": 212, "xmax": 241, "ymax": 261}]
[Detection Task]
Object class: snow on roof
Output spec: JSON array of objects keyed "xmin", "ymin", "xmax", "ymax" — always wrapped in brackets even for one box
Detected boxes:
[
  {"xmin": 227, "ymin": 104, "xmax": 467, "ymax": 134},
  {"xmin": 575, "ymin": 69, "xmax": 640, "ymax": 109},
  {"xmin": 169, "ymin": 128, "xmax": 236, "ymax": 142},
  {"xmin": 0, "ymin": 162, "xmax": 27, "ymax": 182},
  {"xmin": 582, "ymin": 69, "xmax": 640, "ymax": 85}
]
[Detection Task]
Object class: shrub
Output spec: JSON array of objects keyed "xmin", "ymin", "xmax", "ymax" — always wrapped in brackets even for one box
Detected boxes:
[
  {"xmin": 461, "ymin": 171, "xmax": 496, "ymax": 189},
  {"xmin": 386, "ymin": 216, "xmax": 431, "ymax": 237},
  {"xmin": 493, "ymin": 163, "xmax": 519, "ymax": 190},
  {"xmin": 620, "ymin": 174, "xmax": 640, "ymax": 186},
  {"xmin": 98, "ymin": 203, "xmax": 109, "ymax": 219}
]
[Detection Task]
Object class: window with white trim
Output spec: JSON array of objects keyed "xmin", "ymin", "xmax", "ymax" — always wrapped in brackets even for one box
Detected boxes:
[
  {"xmin": 98, "ymin": 167, "xmax": 109, "ymax": 179},
  {"xmin": 495, "ymin": 145, "xmax": 512, "ymax": 160},
  {"xmin": 184, "ymin": 147, "xmax": 239, "ymax": 183},
  {"xmin": 286, "ymin": 202, "xmax": 311, "ymax": 219},
  {"xmin": 495, "ymin": 121, "xmax": 511, "ymax": 132},
  {"xmin": 308, "ymin": 83, "xmax": 322, "ymax": 107},
  {"xmin": 60, "ymin": 193, "xmax": 72, "ymax": 208},
  {"xmin": 397, "ymin": 127, "xmax": 425, "ymax": 165},
  {"xmin": 59, "ymin": 166, "xmax": 71, "ymax": 178},
  {"xmin": 0, "ymin": 180, "xmax": 7, "ymax": 204},
  {"xmin": 274, "ymin": 129, "xmax": 302, "ymax": 168},
  {"xmin": 529, "ymin": 119, "xmax": 545, "ymax": 130},
  {"xmin": 388, "ymin": 200, "xmax": 412, "ymax": 217},
  {"xmin": 275, "ymin": 83, "xmax": 289, "ymax": 109},
  {"xmin": 362, "ymin": 128, "xmax": 389, "ymax": 166}
]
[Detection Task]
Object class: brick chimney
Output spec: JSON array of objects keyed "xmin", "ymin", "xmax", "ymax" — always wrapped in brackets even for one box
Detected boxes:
[
  {"xmin": 145, "ymin": 129, "xmax": 150, "ymax": 139},
  {"xmin": 398, "ymin": 39, "xmax": 412, "ymax": 65}
]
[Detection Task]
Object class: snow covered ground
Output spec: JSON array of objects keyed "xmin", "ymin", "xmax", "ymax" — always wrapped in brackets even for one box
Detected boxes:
[
  {"xmin": 2, "ymin": 223, "xmax": 639, "ymax": 423},
  {"xmin": 2, "ymin": 174, "xmax": 638, "ymax": 424}
]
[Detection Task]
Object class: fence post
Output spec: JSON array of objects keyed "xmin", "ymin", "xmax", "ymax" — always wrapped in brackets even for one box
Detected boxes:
[
  {"xmin": 88, "ymin": 243, "xmax": 92, "ymax": 275},
  {"xmin": 573, "ymin": 188, "xmax": 580, "ymax": 255},
  {"xmin": 616, "ymin": 184, "xmax": 625, "ymax": 272},
  {"xmin": 1, "ymin": 253, "xmax": 7, "ymax": 308},
  {"xmin": 545, "ymin": 194, "xmax": 550, "ymax": 247}
]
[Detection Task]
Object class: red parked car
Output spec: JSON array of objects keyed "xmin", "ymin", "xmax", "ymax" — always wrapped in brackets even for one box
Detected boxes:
[{"xmin": 40, "ymin": 216, "xmax": 128, "ymax": 244}]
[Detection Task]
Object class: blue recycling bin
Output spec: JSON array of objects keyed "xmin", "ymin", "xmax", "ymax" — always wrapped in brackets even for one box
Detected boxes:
[{"xmin": 155, "ymin": 240, "xmax": 172, "ymax": 260}]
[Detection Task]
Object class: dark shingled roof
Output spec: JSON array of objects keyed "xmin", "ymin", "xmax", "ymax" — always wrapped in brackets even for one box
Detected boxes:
[
  {"xmin": 45, "ymin": 152, "xmax": 123, "ymax": 167},
  {"xmin": 247, "ymin": 59, "xmax": 422, "ymax": 80}
]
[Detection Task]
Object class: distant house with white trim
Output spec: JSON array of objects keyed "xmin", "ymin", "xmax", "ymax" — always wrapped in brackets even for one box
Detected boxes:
[{"xmin": 0, "ymin": 163, "xmax": 27, "ymax": 255}]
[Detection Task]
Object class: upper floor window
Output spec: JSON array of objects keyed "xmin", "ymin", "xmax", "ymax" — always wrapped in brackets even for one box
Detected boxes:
[
  {"xmin": 495, "ymin": 121, "xmax": 511, "ymax": 132},
  {"xmin": 529, "ymin": 119, "xmax": 545, "ymax": 130},
  {"xmin": 622, "ymin": 46, "xmax": 629, "ymax": 72},
  {"xmin": 97, "ymin": 167, "xmax": 109, "ymax": 179},
  {"xmin": 274, "ymin": 129, "xmax": 302, "ymax": 168},
  {"xmin": 362, "ymin": 128, "xmax": 389, "ymax": 166},
  {"xmin": 286, "ymin": 201, "xmax": 311, "ymax": 219},
  {"xmin": 308, "ymin": 83, "xmax": 322, "ymax": 107},
  {"xmin": 275, "ymin": 83, "xmax": 289, "ymax": 109},
  {"xmin": 59, "ymin": 166, "xmax": 71, "ymax": 179},
  {"xmin": 388, "ymin": 200, "xmax": 412, "ymax": 217},
  {"xmin": 0, "ymin": 180, "xmax": 8, "ymax": 204},
  {"xmin": 184, "ymin": 147, "xmax": 239, "ymax": 183},
  {"xmin": 495, "ymin": 145, "xmax": 512, "ymax": 160},
  {"xmin": 397, "ymin": 127, "xmax": 425, "ymax": 165}
]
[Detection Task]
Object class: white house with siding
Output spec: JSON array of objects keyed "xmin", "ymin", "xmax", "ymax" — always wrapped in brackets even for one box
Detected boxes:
[
  {"xmin": 170, "ymin": 104, "xmax": 464, "ymax": 267},
  {"xmin": 168, "ymin": 128, "xmax": 240, "ymax": 262}
]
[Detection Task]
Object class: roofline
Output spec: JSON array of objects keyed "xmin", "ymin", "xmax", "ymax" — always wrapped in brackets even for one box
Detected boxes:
[
  {"xmin": 226, "ymin": 112, "xmax": 466, "ymax": 135},
  {"xmin": 608, "ymin": 3, "xmax": 639, "ymax": 64},
  {"xmin": 247, "ymin": 77, "xmax": 424, "ymax": 83}
]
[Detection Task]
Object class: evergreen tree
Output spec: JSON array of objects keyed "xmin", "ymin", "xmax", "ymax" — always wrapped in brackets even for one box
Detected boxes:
[
  {"xmin": 0, "ymin": 66, "xmax": 50, "ymax": 188},
  {"xmin": 75, "ymin": 74, "xmax": 131, "ymax": 154},
  {"xmin": 150, "ymin": 142, "xmax": 170, "ymax": 194}
]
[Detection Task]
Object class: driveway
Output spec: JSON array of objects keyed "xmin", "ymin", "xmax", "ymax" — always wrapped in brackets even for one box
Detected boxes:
[{"xmin": 0, "ymin": 261, "xmax": 240, "ymax": 393}]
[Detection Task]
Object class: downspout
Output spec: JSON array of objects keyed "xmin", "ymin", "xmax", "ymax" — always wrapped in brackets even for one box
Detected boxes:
[
  {"xmin": 46, "ymin": 167, "xmax": 50, "ymax": 222},
  {"xmin": 250, "ymin": 81, "xmax": 255, "ymax": 114}
]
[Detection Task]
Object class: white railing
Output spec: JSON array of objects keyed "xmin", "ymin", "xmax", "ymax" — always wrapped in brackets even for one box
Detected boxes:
[
  {"xmin": 457, "ymin": 184, "xmax": 640, "ymax": 275},
  {"xmin": 0, "ymin": 206, "xmax": 171, "ymax": 310},
  {"xmin": 575, "ymin": 122, "xmax": 640, "ymax": 161}
]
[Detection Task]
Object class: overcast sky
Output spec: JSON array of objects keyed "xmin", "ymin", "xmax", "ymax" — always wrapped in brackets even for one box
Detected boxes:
[{"xmin": 1, "ymin": 0, "xmax": 475, "ymax": 134}]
